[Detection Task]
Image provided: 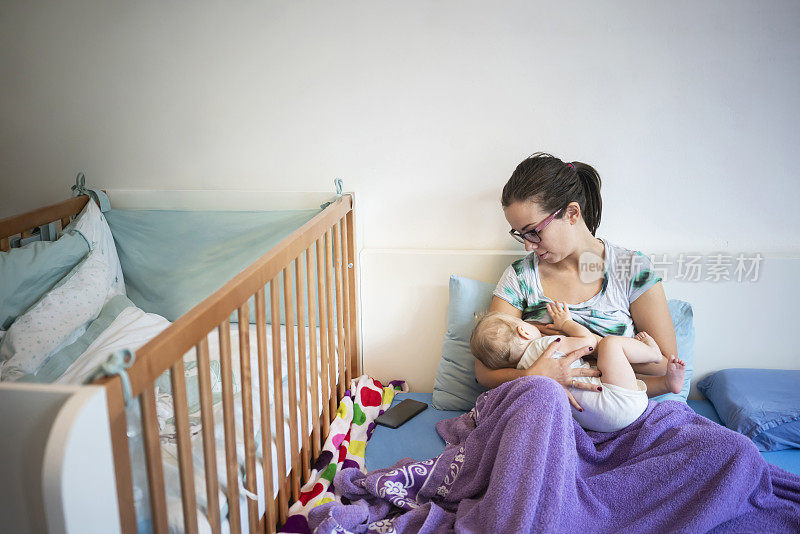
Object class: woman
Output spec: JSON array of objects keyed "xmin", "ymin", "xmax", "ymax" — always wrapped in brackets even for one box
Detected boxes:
[
  {"xmin": 309, "ymin": 153, "xmax": 800, "ymax": 532},
  {"xmin": 475, "ymin": 152, "xmax": 682, "ymax": 411}
]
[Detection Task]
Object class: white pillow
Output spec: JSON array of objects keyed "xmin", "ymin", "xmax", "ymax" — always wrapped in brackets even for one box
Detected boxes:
[
  {"xmin": 0, "ymin": 249, "xmax": 111, "ymax": 379},
  {"xmin": 66, "ymin": 199, "xmax": 125, "ymax": 300}
]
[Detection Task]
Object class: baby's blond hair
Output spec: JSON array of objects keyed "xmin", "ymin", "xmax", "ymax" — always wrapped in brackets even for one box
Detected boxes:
[{"xmin": 470, "ymin": 311, "xmax": 520, "ymax": 369}]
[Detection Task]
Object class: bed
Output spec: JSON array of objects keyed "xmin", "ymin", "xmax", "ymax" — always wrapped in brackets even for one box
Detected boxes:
[
  {"xmin": 350, "ymin": 273, "xmax": 800, "ymax": 531},
  {"xmin": 0, "ymin": 184, "xmax": 359, "ymax": 534},
  {"xmin": 366, "ymin": 392, "xmax": 800, "ymax": 476}
]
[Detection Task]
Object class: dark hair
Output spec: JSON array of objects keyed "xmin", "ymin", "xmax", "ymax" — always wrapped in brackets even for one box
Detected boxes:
[{"xmin": 501, "ymin": 152, "xmax": 603, "ymax": 236}]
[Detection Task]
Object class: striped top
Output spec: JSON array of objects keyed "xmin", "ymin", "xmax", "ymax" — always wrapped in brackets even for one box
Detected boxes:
[{"xmin": 493, "ymin": 238, "xmax": 661, "ymax": 338}]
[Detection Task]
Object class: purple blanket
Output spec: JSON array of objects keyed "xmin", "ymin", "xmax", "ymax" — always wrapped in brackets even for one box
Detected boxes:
[{"xmin": 308, "ymin": 376, "xmax": 800, "ymax": 533}]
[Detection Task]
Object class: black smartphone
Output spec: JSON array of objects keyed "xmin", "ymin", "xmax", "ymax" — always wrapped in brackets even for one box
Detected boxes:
[{"xmin": 374, "ymin": 399, "xmax": 428, "ymax": 429}]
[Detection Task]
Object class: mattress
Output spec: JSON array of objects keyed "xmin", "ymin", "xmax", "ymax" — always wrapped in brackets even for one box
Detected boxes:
[{"xmin": 365, "ymin": 393, "xmax": 800, "ymax": 476}]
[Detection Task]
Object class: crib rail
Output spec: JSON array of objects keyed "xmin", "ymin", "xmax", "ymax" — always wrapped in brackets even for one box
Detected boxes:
[
  {"xmin": 0, "ymin": 195, "xmax": 92, "ymax": 250},
  {"xmin": 98, "ymin": 194, "xmax": 360, "ymax": 534}
]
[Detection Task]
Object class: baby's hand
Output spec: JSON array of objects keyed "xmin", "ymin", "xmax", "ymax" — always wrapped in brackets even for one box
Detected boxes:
[{"xmin": 546, "ymin": 301, "xmax": 573, "ymax": 330}]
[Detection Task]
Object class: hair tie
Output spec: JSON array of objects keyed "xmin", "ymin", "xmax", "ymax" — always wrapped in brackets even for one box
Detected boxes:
[{"xmin": 567, "ymin": 163, "xmax": 575, "ymax": 170}]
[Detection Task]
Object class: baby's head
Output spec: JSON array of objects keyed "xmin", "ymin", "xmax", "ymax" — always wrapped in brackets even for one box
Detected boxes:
[{"xmin": 470, "ymin": 311, "xmax": 541, "ymax": 369}]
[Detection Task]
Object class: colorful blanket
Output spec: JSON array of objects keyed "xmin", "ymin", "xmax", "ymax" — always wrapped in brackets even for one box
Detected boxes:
[
  {"xmin": 308, "ymin": 376, "xmax": 800, "ymax": 533},
  {"xmin": 281, "ymin": 375, "xmax": 407, "ymax": 533}
]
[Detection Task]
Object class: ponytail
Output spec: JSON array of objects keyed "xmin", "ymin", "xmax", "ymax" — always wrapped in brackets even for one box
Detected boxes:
[{"xmin": 571, "ymin": 162, "xmax": 602, "ymax": 236}]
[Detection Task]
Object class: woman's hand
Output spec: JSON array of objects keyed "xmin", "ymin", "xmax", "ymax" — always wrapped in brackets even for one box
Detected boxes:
[{"xmin": 522, "ymin": 340, "xmax": 600, "ymax": 411}]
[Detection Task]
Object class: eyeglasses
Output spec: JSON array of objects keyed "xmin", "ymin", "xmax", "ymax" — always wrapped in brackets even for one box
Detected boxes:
[{"xmin": 509, "ymin": 209, "xmax": 562, "ymax": 244}]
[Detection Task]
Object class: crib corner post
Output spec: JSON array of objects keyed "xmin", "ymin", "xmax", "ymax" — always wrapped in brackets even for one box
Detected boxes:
[
  {"xmin": 345, "ymin": 197, "xmax": 361, "ymax": 379},
  {"xmin": 100, "ymin": 376, "xmax": 138, "ymax": 534}
]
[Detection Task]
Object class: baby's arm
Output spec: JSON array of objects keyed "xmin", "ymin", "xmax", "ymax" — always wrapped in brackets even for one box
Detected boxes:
[{"xmin": 546, "ymin": 301, "xmax": 596, "ymax": 354}]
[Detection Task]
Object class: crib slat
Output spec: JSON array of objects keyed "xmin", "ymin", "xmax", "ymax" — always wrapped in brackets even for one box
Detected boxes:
[
  {"xmin": 171, "ymin": 358, "xmax": 199, "ymax": 534},
  {"xmin": 0, "ymin": 237, "xmax": 9, "ymax": 252},
  {"xmin": 196, "ymin": 338, "xmax": 221, "ymax": 534},
  {"xmin": 270, "ymin": 278, "xmax": 289, "ymax": 524},
  {"xmin": 332, "ymin": 222, "xmax": 346, "ymax": 398},
  {"xmin": 103, "ymin": 377, "xmax": 137, "ymax": 534},
  {"xmin": 283, "ymin": 266, "xmax": 301, "ymax": 501},
  {"xmin": 238, "ymin": 303, "xmax": 259, "ymax": 531},
  {"xmin": 324, "ymin": 228, "xmax": 337, "ymax": 415},
  {"xmin": 295, "ymin": 254, "xmax": 311, "ymax": 482},
  {"xmin": 218, "ymin": 319, "xmax": 241, "ymax": 534},
  {"xmin": 140, "ymin": 385, "xmax": 169, "ymax": 534},
  {"xmin": 315, "ymin": 238, "xmax": 332, "ymax": 434},
  {"xmin": 255, "ymin": 288, "xmax": 277, "ymax": 534},
  {"xmin": 345, "ymin": 208, "xmax": 361, "ymax": 378},
  {"xmin": 306, "ymin": 245, "xmax": 322, "ymax": 459},
  {"xmin": 60, "ymin": 216, "xmax": 71, "ymax": 230},
  {"xmin": 339, "ymin": 218, "xmax": 352, "ymax": 386}
]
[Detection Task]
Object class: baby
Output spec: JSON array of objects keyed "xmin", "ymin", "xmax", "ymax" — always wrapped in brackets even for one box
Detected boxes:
[{"xmin": 470, "ymin": 301, "xmax": 686, "ymax": 432}]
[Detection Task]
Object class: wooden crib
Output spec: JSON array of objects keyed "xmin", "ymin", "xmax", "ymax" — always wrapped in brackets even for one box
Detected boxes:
[{"xmin": 0, "ymin": 191, "xmax": 360, "ymax": 534}]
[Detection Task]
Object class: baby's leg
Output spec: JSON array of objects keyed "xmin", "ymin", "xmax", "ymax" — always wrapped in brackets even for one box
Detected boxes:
[
  {"xmin": 602, "ymin": 334, "xmax": 662, "ymax": 365},
  {"xmin": 594, "ymin": 337, "xmax": 641, "ymax": 390},
  {"xmin": 628, "ymin": 332, "xmax": 683, "ymax": 379},
  {"xmin": 628, "ymin": 332, "xmax": 669, "ymax": 375}
]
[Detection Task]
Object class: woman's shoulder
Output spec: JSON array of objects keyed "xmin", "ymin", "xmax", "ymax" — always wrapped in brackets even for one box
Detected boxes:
[
  {"xmin": 494, "ymin": 253, "xmax": 541, "ymax": 308},
  {"xmin": 601, "ymin": 237, "xmax": 659, "ymax": 293},
  {"xmin": 507, "ymin": 252, "xmax": 538, "ymax": 276},
  {"xmin": 602, "ymin": 238, "xmax": 651, "ymax": 268},
  {"xmin": 603, "ymin": 237, "xmax": 635, "ymax": 258}
]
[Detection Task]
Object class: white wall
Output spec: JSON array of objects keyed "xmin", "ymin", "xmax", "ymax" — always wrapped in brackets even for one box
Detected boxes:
[
  {"xmin": 3, "ymin": 1, "xmax": 800, "ymax": 254},
  {"xmin": 2, "ymin": 2, "xmax": 799, "ymax": 391}
]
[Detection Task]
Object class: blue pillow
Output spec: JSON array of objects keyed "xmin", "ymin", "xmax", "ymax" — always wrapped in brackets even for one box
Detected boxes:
[
  {"xmin": 0, "ymin": 233, "xmax": 89, "ymax": 331},
  {"xmin": 432, "ymin": 274, "xmax": 695, "ymax": 411},
  {"xmin": 432, "ymin": 276, "xmax": 492, "ymax": 410},
  {"xmin": 697, "ymin": 369, "xmax": 800, "ymax": 452}
]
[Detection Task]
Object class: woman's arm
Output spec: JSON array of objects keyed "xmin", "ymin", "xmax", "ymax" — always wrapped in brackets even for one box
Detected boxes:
[
  {"xmin": 629, "ymin": 282, "xmax": 678, "ymax": 396},
  {"xmin": 489, "ymin": 295, "xmax": 524, "ymax": 317},
  {"xmin": 474, "ymin": 359, "xmax": 528, "ymax": 389},
  {"xmin": 475, "ymin": 296, "xmax": 600, "ymax": 410},
  {"xmin": 629, "ymin": 282, "xmax": 677, "ymax": 357}
]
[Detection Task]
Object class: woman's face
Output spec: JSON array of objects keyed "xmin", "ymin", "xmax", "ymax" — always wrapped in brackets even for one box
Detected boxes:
[{"xmin": 504, "ymin": 200, "xmax": 572, "ymax": 262}]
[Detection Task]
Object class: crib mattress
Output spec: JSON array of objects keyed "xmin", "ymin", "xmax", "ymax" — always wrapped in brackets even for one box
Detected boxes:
[{"xmin": 365, "ymin": 393, "xmax": 800, "ymax": 476}]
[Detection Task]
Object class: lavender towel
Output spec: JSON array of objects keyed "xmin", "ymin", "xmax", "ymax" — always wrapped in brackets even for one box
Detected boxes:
[{"xmin": 308, "ymin": 376, "xmax": 800, "ymax": 533}]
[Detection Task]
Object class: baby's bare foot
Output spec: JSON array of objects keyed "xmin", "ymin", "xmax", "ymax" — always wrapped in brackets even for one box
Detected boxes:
[
  {"xmin": 634, "ymin": 331, "xmax": 662, "ymax": 363},
  {"xmin": 665, "ymin": 355, "xmax": 686, "ymax": 394}
]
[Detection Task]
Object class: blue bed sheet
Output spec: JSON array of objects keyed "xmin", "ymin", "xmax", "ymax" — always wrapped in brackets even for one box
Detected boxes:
[{"xmin": 366, "ymin": 393, "xmax": 800, "ymax": 476}]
